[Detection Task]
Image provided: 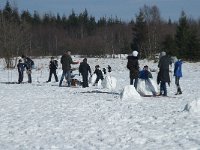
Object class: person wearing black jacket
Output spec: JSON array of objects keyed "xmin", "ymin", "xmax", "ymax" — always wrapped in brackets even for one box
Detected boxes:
[
  {"xmin": 94, "ymin": 65, "xmax": 104, "ymax": 85},
  {"xmin": 59, "ymin": 51, "xmax": 79, "ymax": 87},
  {"xmin": 127, "ymin": 51, "xmax": 139, "ymax": 88},
  {"xmin": 157, "ymin": 51, "xmax": 172, "ymax": 96},
  {"xmin": 22, "ymin": 55, "xmax": 34, "ymax": 83},
  {"xmin": 17, "ymin": 59, "xmax": 25, "ymax": 84},
  {"xmin": 79, "ymin": 58, "xmax": 91, "ymax": 88},
  {"xmin": 47, "ymin": 57, "xmax": 58, "ymax": 82}
]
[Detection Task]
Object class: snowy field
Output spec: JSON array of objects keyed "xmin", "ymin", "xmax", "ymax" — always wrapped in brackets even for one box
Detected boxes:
[{"xmin": 0, "ymin": 57, "xmax": 200, "ymax": 150}]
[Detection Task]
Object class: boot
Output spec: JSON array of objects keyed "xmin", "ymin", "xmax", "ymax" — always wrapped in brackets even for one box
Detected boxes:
[{"xmin": 175, "ymin": 87, "xmax": 182, "ymax": 95}]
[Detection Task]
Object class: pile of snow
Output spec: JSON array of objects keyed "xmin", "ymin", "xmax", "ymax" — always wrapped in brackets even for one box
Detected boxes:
[
  {"xmin": 102, "ymin": 75, "xmax": 117, "ymax": 90},
  {"xmin": 89, "ymin": 74, "xmax": 97, "ymax": 86},
  {"xmin": 137, "ymin": 79, "xmax": 158, "ymax": 96},
  {"xmin": 183, "ymin": 99, "xmax": 200, "ymax": 114},
  {"xmin": 120, "ymin": 85, "xmax": 142, "ymax": 100}
]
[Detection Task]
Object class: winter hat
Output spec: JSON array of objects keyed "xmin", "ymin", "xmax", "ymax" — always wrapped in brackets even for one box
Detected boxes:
[
  {"xmin": 83, "ymin": 58, "xmax": 87, "ymax": 62},
  {"xmin": 160, "ymin": 51, "xmax": 166, "ymax": 57},
  {"xmin": 132, "ymin": 51, "xmax": 138, "ymax": 57}
]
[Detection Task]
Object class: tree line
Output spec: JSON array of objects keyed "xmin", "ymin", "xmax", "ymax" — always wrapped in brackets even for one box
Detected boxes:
[{"xmin": 0, "ymin": 1, "xmax": 200, "ymax": 67}]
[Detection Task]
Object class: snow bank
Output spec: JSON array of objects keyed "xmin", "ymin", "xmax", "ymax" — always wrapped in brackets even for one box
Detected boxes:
[
  {"xmin": 183, "ymin": 99, "xmax": 200, "ymax": 114},
  {"xmin": 89, "ymin": 74, "xmax": 97, "ymax": 86},
  {"xmin": 120, "ymin": 85, "xmax": 142, "ymax": 100},
  {"xmin": 102, "ymin": 75, "xmax": 117, "ymax": 90}
]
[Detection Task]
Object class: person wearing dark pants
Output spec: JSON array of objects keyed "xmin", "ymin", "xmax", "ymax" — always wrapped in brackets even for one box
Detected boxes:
[
  {"xmin": 94, "ymin": 65, "xmax": 104, "ymax": 85},
  {"xmin": 79, "ymin": 58, "xmax": 91, "ymax": 88},
  {"xmin": 59, "ymin": 51, "xmax": 79, "ymax": 87},
  {"xmin": 22, "ymin": 55, "xmax": 34, "ymax": 83},
  {"xmin": 47, "ymin": 57, "xmax": 58, "ymax": 82},
  {"xmin": 157, "ymin": 51, "xmax": 172, "ymax": 96},
  {"xmin": 17, "ymin": 59, "xmax": 25, "ymax": 84},
  {"xmin": 127, "ymin": 51, "xmax": 139, "ymax": 89},
  {"xmin": 174, "ymin": 59, "xmax": 183, "ymax": 95}
]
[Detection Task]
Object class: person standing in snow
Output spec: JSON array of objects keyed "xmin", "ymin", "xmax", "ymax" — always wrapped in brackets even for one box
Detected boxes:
[
  {"xmin": 174, "ymin": 59, "xmax": 183, "ymax": 95},
  {"xmin": 59, "ymin": 51, "xmax": 79, "ymax": 87},
  {"xmin": 46, "ymin": 56, "xmax": 58, "ymax": 82},
  {"xmin": 17, "ymin": 59, "xmax": 25, "ymax": 84},
  {"xmin": 127, "ymin": 50, "xmax": 139, "ymax": 88},
  {"xmin": 157, "ymin": 51, "xmax": 172, "ymax": 96},
  {"xmin": 94, "ymin": 65, "xmax": 104, "ymax": 85},
  {"xmin": 22, "ymin": 54, "xmax": 34, "ymax": 83},
  {"xmin": 79, "ymin": 58, "xmax": 91, "ymax": 88}
]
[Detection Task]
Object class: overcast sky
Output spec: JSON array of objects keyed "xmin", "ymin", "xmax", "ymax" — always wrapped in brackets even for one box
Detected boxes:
[{"xmin": 0, "ymin": 0, "xmax": 199, "ymax": 22}]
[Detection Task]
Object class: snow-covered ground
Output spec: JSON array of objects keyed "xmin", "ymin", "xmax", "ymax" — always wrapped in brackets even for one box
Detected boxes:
[{"xmin": 0, "ymin": 57, "xmax": 200, "ymax": 150}]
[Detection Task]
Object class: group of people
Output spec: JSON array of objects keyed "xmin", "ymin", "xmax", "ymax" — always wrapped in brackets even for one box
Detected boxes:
[
  {"xmin": 17, "ymin": 51, "xmax": 107, "ymax": 88},
  {"xmin": 17, "ymin": 50, "xmax": 183, "ymax": 96},
  {"xmin": 127, "ymin": 50, "xmax": 183, "ymax": 96},
  {"xmin": 58, "ymin": 51, "xmax": 106, "ymax": 88},
  {"xmin": 17, "ymin": 55, "xmax": 35, "ymax": 84}
]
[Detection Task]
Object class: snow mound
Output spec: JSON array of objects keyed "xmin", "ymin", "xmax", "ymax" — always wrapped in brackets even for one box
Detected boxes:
[
  {"xmin": 120, "ymin": 85, "xmax": 142, "ymax": 100},
  {"xmin": 183, "ymin": 99, "xmax": 200, "ymax": 114},
  {"xmin": 102, "ymin": 75, "xmax": 117, "ymax": 90},
  {"xmin": 89, "ymin": 74, "xmax": 97, "ymax": 86},
  {"xmin": 137, "ymin": 79, "xmax": 158, "ymax": 96}
]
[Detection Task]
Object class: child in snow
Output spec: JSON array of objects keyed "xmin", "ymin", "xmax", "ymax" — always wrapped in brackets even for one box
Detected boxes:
[
  {"xmin": 47, "ymin": 56, "xmax": 58, "ymax": 82},
  {"xmin": 94, "ymin": 65, "xmax": 104, "ymax": 85},
  {"xmin": 138, "ymin": 65, "xmax": 158, "ymax": 96},
  {"xmin": 17, "ymin": 59, "xmax": 25, "ymax": 84},
  {"xmin": 79, "ymin": 58, "xmax": 91, "ymax": 88},
  {"xmin": 139, "ymin": 65, "xmax": 153, "ymax": 80},
  {"xmin": 174, "ymin": 59, "xmax": 183, "ymax": 95}
]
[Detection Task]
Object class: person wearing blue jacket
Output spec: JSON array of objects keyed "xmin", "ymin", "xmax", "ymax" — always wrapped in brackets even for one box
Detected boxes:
[
  {"xmin": 174, "ymin": 59, "xmax": 183, "ymax": 95},
  {"xmin": 139, "ymin": 65, "xmax": 153, "ymax": 80},
  {"xmin": 139, "ymin": 65, "xmax": 157, "ymax": 96}
]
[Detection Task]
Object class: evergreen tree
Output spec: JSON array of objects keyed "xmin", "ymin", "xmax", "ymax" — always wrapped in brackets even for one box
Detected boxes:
[
  {"xmin": 175, "ymin": 11, "xmax": 200, "ymax": 60},
  {"xmin": 162, "ymin": 34, "xmax": 177, "ymax": 56},
  {"xmin": 131, "ymin": 10, "xmax": 147, "ymax": 58},
  {"xmin": 21, "ymin": 10, "xmax": 32, "ymax": 23},
  {"xmin": 33, "ymin": 11, "xmax": 41, "ymax": 24},
  {"xmin": 175, "ymin": 11, "xmax": 190, "ymax": 58}
]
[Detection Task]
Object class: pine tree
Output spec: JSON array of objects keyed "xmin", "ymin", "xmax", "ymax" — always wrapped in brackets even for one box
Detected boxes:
[
  {"xmin": 175, "ymin": 11, "xmax": 200, "ymax": 60},
  {"xmin": 131, "ymin": 10, "xmax": 147, "ymax": 58}
]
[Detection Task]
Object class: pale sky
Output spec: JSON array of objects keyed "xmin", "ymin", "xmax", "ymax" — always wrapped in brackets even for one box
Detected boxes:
[{"xmin": 0, "ymin": 0, "xmax": 199, "ymax": 22}]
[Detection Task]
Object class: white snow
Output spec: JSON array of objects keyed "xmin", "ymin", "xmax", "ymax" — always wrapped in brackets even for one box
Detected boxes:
[
  {"xmin": 0, "ymin": 57, "xmax": 200, "ymax": 149},
  {"xmin": 137, "ymin": 79, "xmax": 159, "ymax": 96},
  {"xmin": 89, "ymin": 74, "xmax": 97, "ymax": 86},
  {"xmin": 120, "ymin": 85, "xmax": 142, "ymax": 100},
  {"xmin": 102, "ymin": 75, "xmax": 117, "ymax": 90},
  {"xmin": 184, "ymin": 99, "xmax": 200, "ymax": 114}
]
